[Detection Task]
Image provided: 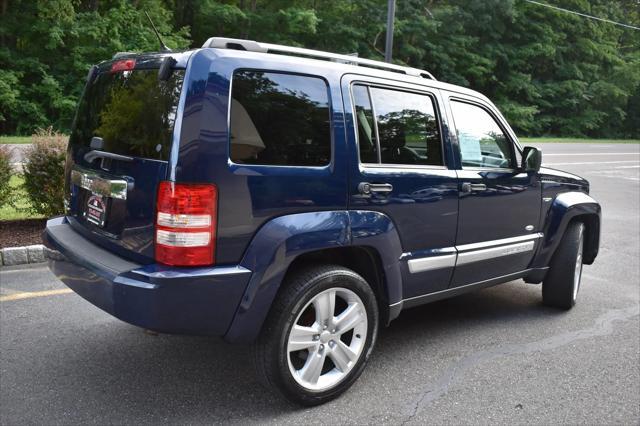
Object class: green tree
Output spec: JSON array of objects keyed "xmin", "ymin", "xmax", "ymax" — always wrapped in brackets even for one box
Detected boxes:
[
  {"xmin": 0, "ymin": 0, "xmax": 638, "ymax": 138},
  {"xmin": 0, "ymin": 0, "xmax": 189, "ymax": 134}
]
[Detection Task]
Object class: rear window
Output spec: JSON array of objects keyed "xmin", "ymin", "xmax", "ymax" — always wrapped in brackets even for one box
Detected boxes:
[
  {"xmin": 70, "ymin": 68, "xmax": 184, "ymax": 161},
  {"xmin": 229, "ymin": 70, "xmax": 331, "ymax": 167}
]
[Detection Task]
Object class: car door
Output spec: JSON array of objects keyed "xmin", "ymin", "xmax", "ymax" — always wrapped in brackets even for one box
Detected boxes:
[
  {"xmin": 342, "ymin": 75, "xmax": 459, "ymax": 298},
  {"xmin": 444, "ymin": 93, "xmax": 542, "ymax": 287}
]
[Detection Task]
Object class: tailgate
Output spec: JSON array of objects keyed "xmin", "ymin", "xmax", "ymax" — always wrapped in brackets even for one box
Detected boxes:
[{"xmin": 64, "ymin": 55, "xmax": 185, "ymax": 263}]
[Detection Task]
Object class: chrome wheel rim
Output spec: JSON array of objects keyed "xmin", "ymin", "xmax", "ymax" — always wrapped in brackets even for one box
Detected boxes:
[
  {"xmin": 286, "ymin": 287, "xmax": 368, "ymax": 391},
  {"xmin": 573, "ymin": 230, "xmax": 584, "ymax": 301}
]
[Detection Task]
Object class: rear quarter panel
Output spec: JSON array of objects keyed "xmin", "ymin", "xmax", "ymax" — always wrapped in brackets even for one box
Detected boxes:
[{"xmin": 172, "ymin": 49, "xmax": 349, "ymax": 265}]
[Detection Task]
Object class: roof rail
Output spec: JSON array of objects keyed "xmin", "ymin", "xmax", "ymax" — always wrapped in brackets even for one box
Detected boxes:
[{"xmin": 201, "ymin": 37, "xmax": 436, "ymax": 80}]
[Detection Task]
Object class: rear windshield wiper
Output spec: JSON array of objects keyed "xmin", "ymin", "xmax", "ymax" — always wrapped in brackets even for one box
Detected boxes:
[
  {"xmin": 84, "ymin": 136, "xmax": 133, "ymax": 163},
  {"xmin": 84, "ymin": 150, "xmax": 134, "ymax": 163}
]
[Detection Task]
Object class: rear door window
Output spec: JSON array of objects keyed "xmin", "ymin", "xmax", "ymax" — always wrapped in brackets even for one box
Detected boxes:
[
  {"xmin": 353, "ymin": 84, "xmax": 443, "ymax": 166},
  {"xmin": 230, "ymin": 70, "xmax": 331, "ymax": 167}
]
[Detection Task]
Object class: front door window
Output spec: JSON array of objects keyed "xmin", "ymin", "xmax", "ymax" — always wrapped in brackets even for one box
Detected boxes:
[{"xmin": 450, "ymin": 101, "xmax": 514, "ymax": 169}]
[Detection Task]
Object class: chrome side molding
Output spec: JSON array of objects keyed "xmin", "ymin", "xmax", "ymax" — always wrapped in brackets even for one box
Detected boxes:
[
  {"xmin": 405, "ymin": 233, "xmax": 543, "ymax": 273},
  {"xmin": 407, "ymin": 253, "xmax": 456, "ymax": 273},
  {"xmin": 455, "ymin": 233, "xmax": 543, "ymax": 252},
  {"xmin": 456, "ymin": 240, "xmax": 535, "ymax": 265},
  {"xmin": 70, "ymin": 167, "xmax": 129, "ymax": 200}
]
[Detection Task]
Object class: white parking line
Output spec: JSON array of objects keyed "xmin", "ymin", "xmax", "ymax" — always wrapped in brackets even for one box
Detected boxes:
[
  {"xmin": 0, "ymin": 289, "xmax": 73, "ymax": 302},
  {"xmin": 544, "ymin": 160, "xmax": 640, "ymax": 166},
  {"xmin": 591, "ymin": 173, "xmax": 640, "ymax": 182},
  {"xmin": 615, "ymin": 165, "xmax": 640, "ymax": 169},
  {"xmin": 544, "ymin": 152, "xmax": 639, "ymax": 156}
]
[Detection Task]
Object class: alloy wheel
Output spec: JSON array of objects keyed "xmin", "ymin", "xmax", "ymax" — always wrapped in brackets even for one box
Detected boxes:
[{"xmin": 286, "ymin": 287, "xmax": 368, "ymax": 391}]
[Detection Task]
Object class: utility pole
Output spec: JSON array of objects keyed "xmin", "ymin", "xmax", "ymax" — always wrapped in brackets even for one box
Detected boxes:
[{"xmin": 384, "ymin": 0, "xmax": 396, "ymax": 63}]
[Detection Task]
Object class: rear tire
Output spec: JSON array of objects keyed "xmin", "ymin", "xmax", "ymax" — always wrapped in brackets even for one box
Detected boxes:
[
  {"xmin": 253, "ymin": 265, "xmax": 379, "ymax": 406},
  {"xmin": 542, "ymin": 221, "xmax": 585, "ymax": 310}
]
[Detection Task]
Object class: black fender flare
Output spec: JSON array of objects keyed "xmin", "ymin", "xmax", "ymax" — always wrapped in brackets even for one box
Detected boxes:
[
  {"xmin": 531, "ymin": 191, "xmax": 601, "ymax": 269},
  {"xmin": 224, "ymin": 210, "xmax": 403, "ymax": 343}
]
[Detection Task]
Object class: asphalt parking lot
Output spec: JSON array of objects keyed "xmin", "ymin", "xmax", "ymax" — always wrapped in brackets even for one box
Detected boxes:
[{"xmin": 1, "ymin": 143, "xmax": 639, "ymax": 425}]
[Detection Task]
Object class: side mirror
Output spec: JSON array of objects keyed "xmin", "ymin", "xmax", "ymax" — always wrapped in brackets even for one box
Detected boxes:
[{"xmin": 521, "ymin": 146, "xmax": 542, "ymax": 172}]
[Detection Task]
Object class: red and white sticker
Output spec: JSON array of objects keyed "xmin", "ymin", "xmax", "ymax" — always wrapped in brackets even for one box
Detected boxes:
[{"xmin": 86, "ymin": 195, "xmax": 106, "ymax": 227}]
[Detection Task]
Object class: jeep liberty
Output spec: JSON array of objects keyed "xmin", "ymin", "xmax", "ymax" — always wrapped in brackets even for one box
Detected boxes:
[{"xmin": 43, "ymin": 37, "xmax": 601, "ymax": 405}]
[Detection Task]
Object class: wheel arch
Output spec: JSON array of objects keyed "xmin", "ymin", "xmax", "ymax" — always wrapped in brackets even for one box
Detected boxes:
[
  {"xmin": 224, "ymin": 210, "xmax": 403, "ymax": 343},
  {"xmin": 532, "ymin": 191, "xmax": 601, "ymax": 269},
  {"xmin": 283, "ymin": 246, "xmax": 391, "ymax": 326}
]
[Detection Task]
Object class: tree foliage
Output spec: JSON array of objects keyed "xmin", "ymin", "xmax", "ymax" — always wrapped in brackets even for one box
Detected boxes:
[
  {"xmin": 0, "ymin": 144, "xmax": 13, "ymax": 208},
  {"xmin": 22, "ymin": 127, "xmax": 67, "ymax": 216},
  {"xmin": 1, "ymin": 0, "xmax": 638, "ymax": 137}
]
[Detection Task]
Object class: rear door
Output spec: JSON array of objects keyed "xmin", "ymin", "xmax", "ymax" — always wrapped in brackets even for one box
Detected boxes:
[
  {"xmin": 342, "ymin": 75, "xmax": 459, "ymax": 298},
  {"xmin": 444, "ymin": 94, "xmax": 541, "ymax": 287},
  {"xmin": 64, "ymin": 54, "xmax": 187, "ymax": 263}
]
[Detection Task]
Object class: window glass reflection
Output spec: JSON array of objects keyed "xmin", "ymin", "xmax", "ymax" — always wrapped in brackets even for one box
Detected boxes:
[
  {"xmin": 450, "ymin": 101, "xmax": 513, "ymax": 169},
  {"xmin": 230, "ymin": 71, "xmax": 331, "ymax": 166}
]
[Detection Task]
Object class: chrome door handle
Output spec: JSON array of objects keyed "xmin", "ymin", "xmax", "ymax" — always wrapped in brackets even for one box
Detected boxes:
[
  {"xmin": 461, "ymin": 182, "xmax": 487, "ymax": 193},
  {"xmin": 358, "ymin": 182, "xmax": 393, "ymax": 195}
]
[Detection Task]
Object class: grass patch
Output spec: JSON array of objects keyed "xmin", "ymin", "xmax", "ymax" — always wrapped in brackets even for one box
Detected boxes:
[
  {"xmin": 0, "ymin": 175, "xmax": 45, "ymax": 221},
  {"xmin": 521, "ymin": 137, "xmax": 639, "ymax": 144},
  {"xmin": 0, "ymin": 136, "xmax": 32, "ymax": 144}
]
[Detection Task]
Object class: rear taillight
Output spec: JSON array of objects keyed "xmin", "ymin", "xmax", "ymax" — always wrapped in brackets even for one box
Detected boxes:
[{"xmin": 155, "ymin": 181, "xmax": 217, "ymax": 266}]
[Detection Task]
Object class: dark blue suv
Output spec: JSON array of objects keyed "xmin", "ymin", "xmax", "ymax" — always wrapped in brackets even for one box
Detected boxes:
[{"xmin": 43, "ymin": 37, "xmax": 601, "ymax": 405}]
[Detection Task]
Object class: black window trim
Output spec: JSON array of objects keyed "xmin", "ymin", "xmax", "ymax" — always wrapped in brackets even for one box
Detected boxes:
[
  {"xmin": 448, "ymin": 96, "xmax": 519, "ymax": 172},
  {"xmin": 227, "ymin": 67, "xmax": 334, "ymax": 169},
  {"xmin": 365, "ymin": 85, "xmax": 383, "ymax": 164},
  {"xmin": 350, "ymin": 81, "xmax": 447, "ymax": 171}
]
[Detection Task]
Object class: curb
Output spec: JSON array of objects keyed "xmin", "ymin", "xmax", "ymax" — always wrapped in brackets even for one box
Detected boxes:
[{"xmin": 0, "ymin": 244, "xmax": 46, "ymax": 266}]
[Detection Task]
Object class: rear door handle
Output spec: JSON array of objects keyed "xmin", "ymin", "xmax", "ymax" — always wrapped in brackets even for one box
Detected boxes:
[
  {"xmin": 358, "ymin": 182, "xmax": 393, "ymax": 195},
  {"xmin": 461, "ymin": 182, "xmax": 487, "ymax": 193}
]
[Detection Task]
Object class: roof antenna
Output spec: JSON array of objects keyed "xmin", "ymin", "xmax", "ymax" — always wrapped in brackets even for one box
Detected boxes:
[{"xmin": 144, "ymin": 11, "xmax": 172, "ymax": 52}]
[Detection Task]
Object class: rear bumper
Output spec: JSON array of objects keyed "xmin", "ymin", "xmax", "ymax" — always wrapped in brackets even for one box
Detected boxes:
[{"xmin": 43, "ymin": 217, "xmax": 251, "ymax": 336}]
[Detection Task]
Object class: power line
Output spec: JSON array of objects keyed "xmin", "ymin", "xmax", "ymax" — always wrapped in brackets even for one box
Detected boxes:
[{"xmin": 524, "ymin": 0, "xmax": 640, "ymax": 31}]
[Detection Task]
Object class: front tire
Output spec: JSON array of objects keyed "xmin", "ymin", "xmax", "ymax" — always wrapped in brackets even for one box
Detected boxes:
[
  {"xmin": 253, "ymin": 265, "xmax": 379, "ymax": 406},
  {"xmin": 542, "ymin": 221, "xmax": 585, "ymax": 309}
]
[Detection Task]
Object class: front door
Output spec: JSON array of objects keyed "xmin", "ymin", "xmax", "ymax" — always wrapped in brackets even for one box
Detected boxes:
[
  {"xmin": 342, "ymin": 75, "xmax": 459, "ymax": 298},
  {"xmin": 446, "ymin": 95, "xmax": 541, "ymax": 287}
]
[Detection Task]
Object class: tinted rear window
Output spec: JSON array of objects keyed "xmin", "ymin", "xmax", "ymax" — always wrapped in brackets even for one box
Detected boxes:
[
  {"xmin": 70, "ymin": 68, "xmax": 184, "ymax": 161},
  {"xmin": 229, "ymin": 70, "xmax": 331, "ymax": 166}
]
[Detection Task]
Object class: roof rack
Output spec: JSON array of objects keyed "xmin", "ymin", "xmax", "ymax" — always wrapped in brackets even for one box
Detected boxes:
[{"xmin": 201, "ymin": 37, "xmax": 436, "ymax": 80}]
